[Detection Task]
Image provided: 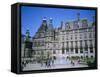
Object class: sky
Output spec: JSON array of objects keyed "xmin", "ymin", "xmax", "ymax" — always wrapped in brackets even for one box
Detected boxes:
[{"xmin": 21, "ymin": 6, "xmax": 95, "ymax": 37}]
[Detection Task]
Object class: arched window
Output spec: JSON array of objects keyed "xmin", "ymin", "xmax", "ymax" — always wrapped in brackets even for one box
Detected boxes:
[{"xmin": 62, "ymin": 48, "xmax": 65, "ymax": 54}]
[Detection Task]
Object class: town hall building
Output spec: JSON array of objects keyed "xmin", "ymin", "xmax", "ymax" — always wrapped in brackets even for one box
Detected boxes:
[{"xmin": 21, "ymin": 13, "xmax": 95, "ymax": 64}]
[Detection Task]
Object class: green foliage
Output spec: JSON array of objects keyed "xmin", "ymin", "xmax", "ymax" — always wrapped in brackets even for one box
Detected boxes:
[
  {"xmin": 71, "ymin": 56, "xmax": 80, "ymax": 60},
  {"xmin": 87, "ymin": 58, "xmax": 96, "ymax": 67}
]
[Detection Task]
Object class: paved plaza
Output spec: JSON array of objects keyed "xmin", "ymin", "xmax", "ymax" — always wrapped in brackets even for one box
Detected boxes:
[{"xmin": 23, "ymin": 59, "xmax": 88, "ymax": 71}]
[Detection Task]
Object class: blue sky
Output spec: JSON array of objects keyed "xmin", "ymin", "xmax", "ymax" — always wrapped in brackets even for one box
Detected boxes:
[{"xmin": 21, "ymin": 6, "xmax": 95, "ymax": 37}]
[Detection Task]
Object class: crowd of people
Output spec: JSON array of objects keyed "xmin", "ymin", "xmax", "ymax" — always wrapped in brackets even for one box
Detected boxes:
[
  {"xmin": 21, "ymin": 57, "xmax": 82, "ymax": 69},
  {"xmin": 40, "ymin": 58, "xmax": 55, "ymax": 68}
]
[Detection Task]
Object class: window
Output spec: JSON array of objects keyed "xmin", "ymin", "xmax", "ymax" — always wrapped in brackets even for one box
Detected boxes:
[
  {"xmin": 90, "ymin": 47, "xmax": 93, "ymax": 53},
  {"xmin": 48, "ymin": 44, "xmax": 49, "ymax": 48},
  {"xmin": 37, "ymin": 51, "xmax": 40, "ymax": 55},
  {"xmin": 67, "ymin": 56, "xmax": 69, "ymax": 59},
  {"xmin": 80, "ymin": 40, "xmax": 82, "ymax": 47},
  {"xmin": 75, "ymin": 34, "xmax": 77, "ymax": 39},
  {"xmin": 35, "ymin": 42, "xmax": 38, "ymax": 46},
  {"xmin": 62, "ymin": 48, "xmax": 65, "ymax": 54},
  {"xmin": 66, "ymin": 42, "xmax": 69, "ymax": 48},
  {"xmin": 66, "ymin": 36, "xmax": 68, "ymax": 40},
  {"xmin": 80, "ymin": 48, "xmax": 83, "ymax": 53},
  {"xmin": 86, "ymin": 56, "xmax": 88, "ymax": 59},
  {"xmin": 89, "ymin": 33, "xmax": 92, "ymax": 38},
  {"xmin": 85, "ymin": 48, "xmax": 88, "ymax": 51},
  {"xmin": 71, "ymin": 48, "xmax": 73, "ymax": 53},
  {"xmin": 71, "ymin": 41, "xmax": 73, "ymax": 48},
  {"xmin": 66, "ymin": 37, "xmax": 68, "ymax": 40},
  {"xmin": 41, "ymin": 41, "xmax": 45, "ymax": 46},
  {"xmin": 53, "ymin": 56, "xmax": 56, "ymax": 60},
  {"xmin": 55, "ymin": 36, "xmax": 58, "ymax": 41},
  {"xmin": 62, "ymin": 36, "xmax": 64, "ymax": 40},
  {"xmin": 84, "ymin": 33, "xmax": 87, "ymax": 38},
  {"xmin": 93, "ymin": 33, "xmax": 95, "ymax": 38},
  {"xmin": 75, "ymin": 48, "xmax": 78, "ymax": 53},
  {"xmin": 66, "ymin": 48, "xmax": 69, "ymax": 53},
  {"xmin": 80, "ymin": 34, "xmax": 82, "ymax": 39},
  {"xmin": 84, "ymin": 40, "xmax": 88, "ymax": 51},
  {"xmin": 80, "ymin": 41, "xmax": 83, "ymax": 53},
  {"xmin": 74, "ymin": 30, "xmax": 78, "ymax": 33},
  {"xmin": 88, "ymin": 28, "xmax": 93, "ymax": 32},
  {"xmin": 81, "ymin": 56, "xmax": 83, "ymax": 59},
  {"xmin": 71, "ymin": 35, "xmax": 73, "ymax": 40},
  {"xmin": 75, "ymin": 41, "xmax": 78, "ymax": 53},
  {"xmin": 41, "ymin": 51, "xmax": 44, "ymax": 55},
  {"xmin": 62, "ymin": 42, "xmax": 64, "ymax": 47},
  {"xmin": 89, "ymin": 40, "xmax": 93, "ymax": 47},
  {"xmin": 91, "ymin": 56, "xmax": 93, "ymax": 59},
  {"xmin": 33, "ymin": 50, "xmax": 36, "ymax": 55},
  {"xmin": 75, "ymin": 41, "xmax": 78, "ymax": 48},
  {"xmin": 70, "ymin": 41, "xmax": 73, "ymax": 52},
  {"xmin": 53, "ymin": 50, "xmax": 56, "ymax": 54},
  {"xmin": 54, "ymin": 44, "xmax": 56, "ymax": 47}
]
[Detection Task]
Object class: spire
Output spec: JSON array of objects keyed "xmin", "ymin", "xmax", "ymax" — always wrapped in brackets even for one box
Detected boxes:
[
  {"xmin": 42, "ymin": 17, "xmax": 47, "ymax": 26},
  {"xmin": 50, "ymin": 17, "xmax": 53, "ymax": 23},
  {"xmin": 61, "ymin": 21, "xmax": 63, "ymax": 29},
  {"xmin": 77, "ymin": 13, "xmax": 80, "ymax": 21},
  {"xmin": 25, "ymin": 29, "xmax": 30, "ymax": 41},
  {"xmin": 42, "ymin": 17, "xmax": 47, "ymax": 21},
  {"xmin": 41, "ymin": 17, "xmax": 48, "ymax": 32},
  {"xmin": 48, "ymin": 17, "xmax": 53, "ymax": 30},
  {"xmin": 26, "ymin": 29, "xmax": 30, "ymax": 37}
]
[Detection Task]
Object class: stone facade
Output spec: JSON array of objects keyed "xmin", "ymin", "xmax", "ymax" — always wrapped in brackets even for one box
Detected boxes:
[{"xmin": 22, "ymin": 13, "xmax": 95, "ymax": 62}]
